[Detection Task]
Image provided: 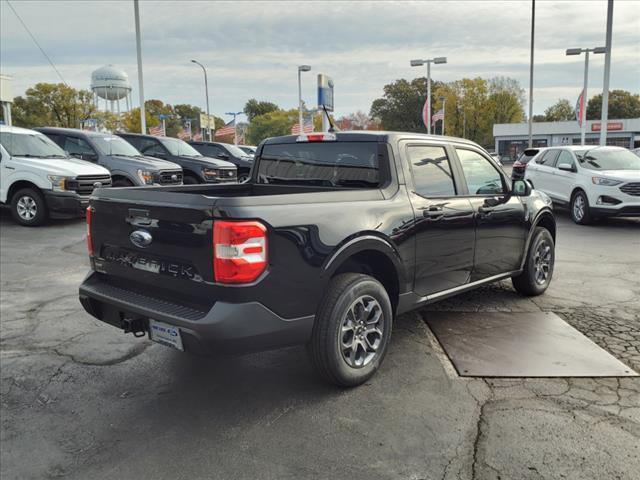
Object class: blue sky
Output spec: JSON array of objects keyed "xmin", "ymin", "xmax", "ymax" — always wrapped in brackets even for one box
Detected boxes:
[{"xmin": 1, "ymin": 0, "xmax": 639, "ymax": 120}]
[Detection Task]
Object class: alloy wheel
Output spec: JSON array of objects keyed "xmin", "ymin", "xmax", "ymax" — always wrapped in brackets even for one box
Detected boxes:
[
  {"xmin": 339, "ymin": 295, "xmax": 384, "ymax": 368},
  {"xmin": 573, "ymin": 195, "xmax": 585, "ymax": 221},
  {"xmin": 16, "ymin": 196, "xmax": 37, "ymax": 221},
  {"xmin": 533, "ymin": 241, "xmax": 552, "ymax": 285}
]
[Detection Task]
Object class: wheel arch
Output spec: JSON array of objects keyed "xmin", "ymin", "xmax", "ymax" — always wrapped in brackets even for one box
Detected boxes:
[
  {"xmin": 7, "ymin": 180, "xmax": 45, "ymax": 203},
  {"xmin": 519, "ymin": 208, "xmax": 556, "ymax": 270},
  {"xmin": 322, "ymin": 235, "xmax": 405, "ymax": 313},
  {"xmin": 110, "ymin": 171, "xmax": 137, "ymax": 185}
]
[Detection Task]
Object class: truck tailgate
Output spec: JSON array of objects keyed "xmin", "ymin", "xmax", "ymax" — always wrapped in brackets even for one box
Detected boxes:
[{"xmin": 90, "ymin": 191, "xmax": 217, "ymax": 306}]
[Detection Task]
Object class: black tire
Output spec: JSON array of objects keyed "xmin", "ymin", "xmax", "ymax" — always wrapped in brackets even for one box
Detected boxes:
[
  {"xmin": 10, "ymin": 187, "xmax": 47, "ymax": 226},
  {"xmin": 512, "ymin": 227, "xmax": 554, "ymax": 296},
  {"xmin": 113, "ymin": 178, "xmax": 134, "ymax": 188},
  {"xmin": 570, "ymin": 190, "xmax": 592, "ymax": 225},
  {"xmin": 183, "ymin": 175, "xmax": 199, "ymax": 185},
  {"xmin": 309, "ymin": 273, "xmax": 393, "ymax": 387},
  {"xmin": 238, "ymin": 174, "xmax": 250, "ymax": 183}
]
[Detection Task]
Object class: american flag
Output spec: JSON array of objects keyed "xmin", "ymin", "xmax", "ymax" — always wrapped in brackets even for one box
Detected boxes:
[
  {"xmin": 215, "ymin": 120, "xmax": 235, "ymax": 137},
  {"xmin": 176, "ymin": 128, "xmax": 191, "ymax": 140},
  {"xmin": 431, "ymin": 109, "xmax": 444, "ymax": 126},
  {"xmin": 291, "ymin": 118, "xmax": 313, "ymax": 134},
  {"xmin": 149, "ymin": 124, "xmax": 165, "ymax": 137},
  {"xmin": 192, "ymin": 132, "xmax": 202, "ymax": 141},
  {"xmin": 575, "ymin": 89, "xmax": 585, "ymax": 127}
]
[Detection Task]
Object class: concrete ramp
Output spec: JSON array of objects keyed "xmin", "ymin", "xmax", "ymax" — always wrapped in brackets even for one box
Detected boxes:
[{"xmin": 425, "ymin": 311, "xmax": 637, "ymax": 377}]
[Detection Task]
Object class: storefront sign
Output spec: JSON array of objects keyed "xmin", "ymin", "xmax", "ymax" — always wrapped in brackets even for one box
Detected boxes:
[{"xmin": 591, "ymin": 122, "xmax": 623, "ymax": 132}]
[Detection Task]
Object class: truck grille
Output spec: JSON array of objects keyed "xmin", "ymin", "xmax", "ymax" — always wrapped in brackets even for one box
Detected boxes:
[
  {"xmin": 72, "ymin": 175, "xmax": 112, "ymax": 195},
  {"xmin": 620, "ymin": 182, "xmax": 640, "ymax": 196},
  {"xmin": 158, "ymin": 170, "xmax": 183, "ymax": 185},
  {"xmin": 217, "ymin": 168, "xmax": 237, "ymax": 182}
]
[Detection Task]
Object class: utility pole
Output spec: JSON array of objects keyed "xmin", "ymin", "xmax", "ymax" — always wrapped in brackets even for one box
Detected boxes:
[
  {"xmin": 191, "ymin": 60, "xmax": 211, "ymax": 141},
  {"xmin": 134, "ymin": 0, "xmax": 146, "ymax": 134},
  {"xmin": 600, "ymin": 0, "xmax": 614, "ymax": 146},
  {"xmin": 527, "ymin": 0, "xmax": 535, "ymax": 148},
  {"xmin": 410, "ymin": 57, "xmax": 447, "ymax": 135}
]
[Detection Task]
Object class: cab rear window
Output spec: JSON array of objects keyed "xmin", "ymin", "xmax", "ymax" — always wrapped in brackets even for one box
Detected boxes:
[{"xmin": 257, "ymin": 142, "xmax": 382, "ymax": 188}]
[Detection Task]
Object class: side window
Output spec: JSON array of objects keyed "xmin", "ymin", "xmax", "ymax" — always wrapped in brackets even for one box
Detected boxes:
[
  {"xmin": 455, "ymin": 148, "xmax": 505, "ymax": 195},
  {"xmin": 537, "ymin": 150, "xmax": 559, "ymax": 166},
  {"xmin": 407, "ymin": 145, "xmax": 456, "ymax": 197},
  {"xmin": 556, "ymin": 150, "xmax": 575, "ymax": 169},
  {"xmin": 137, "ymin": 138, "xmax": 165, "ymax": 156},
  {"xmin": 63, "ymin": 136, "xmax": 95, "ymax": 157}
]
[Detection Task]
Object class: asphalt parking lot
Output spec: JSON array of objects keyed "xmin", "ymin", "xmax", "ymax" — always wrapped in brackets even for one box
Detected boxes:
[{"xmin": 1, "ymin": 204, "xmax": 639, "ymax": 480}]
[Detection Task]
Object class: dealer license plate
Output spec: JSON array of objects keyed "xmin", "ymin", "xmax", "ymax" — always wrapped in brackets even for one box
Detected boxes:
[{"xmin": 149, "ymin": 320, "xmax": 184, "ymax": 351}]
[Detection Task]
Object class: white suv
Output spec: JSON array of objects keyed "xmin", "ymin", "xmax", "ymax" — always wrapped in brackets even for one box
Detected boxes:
[
  {"xmin": 525, "ymin": 145, "xmax": 640, "ymax": 224},
  {"xmin": 0, "ymin": 125, "xmax": 111, "ymax": 226}
]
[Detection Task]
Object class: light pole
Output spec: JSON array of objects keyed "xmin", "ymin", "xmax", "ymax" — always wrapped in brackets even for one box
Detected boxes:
[
  {"xmin": 527, "ymin": 0, "xmax": 535, "ymax": 148},
  {"xmin": 566, "ymin": 46, "xmax": 605, "ymax": 145},
  {"xmin": 410, "ymin": 57, "xmax": 447, "ymax": 135},
  {"xmin": 439, "ymin": 96, "xmax": 447, "ymax": 136},
  {"xmin": 600, "ymin": 0, "xmax": 614, "ymax": 146},
  {"xmin": 225, "ymin": 111, "xmax": 243, "ymax": 145},
  {"xmin": 191, "ymin": 59, "xmax": 211, "ymax": 141},
  {"xmin": 298, "ymin": 65, "xmax": 311, "ymax": 135},
  {"xmin": 133, "ymin": 0, "xmax": 146, "ymax": 134}
]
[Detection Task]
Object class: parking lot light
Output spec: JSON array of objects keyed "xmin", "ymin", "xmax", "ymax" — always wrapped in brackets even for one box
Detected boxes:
[
  {"xmin": 410, "ymin": 56, "xmax": 448, "ymax": 135},
  {"xmin": 297, "ymin": 65, "xmax": 311, "ymax": 137},
  {"xmin": 565, "ymin": 47, "xmax": 605, "ymax": 145}
]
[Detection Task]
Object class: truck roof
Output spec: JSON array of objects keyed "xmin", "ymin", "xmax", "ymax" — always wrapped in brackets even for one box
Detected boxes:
[
  {"xmin": 0, "ymin": 125, "xmax": 45, "ymax": 135},
  {"xmin": 35, "ymin": 127, "xmax": 113, "ymax": 137},
  {"xmin": 263, "ymin": 130, "xmax": 480, "ymax": 147}
]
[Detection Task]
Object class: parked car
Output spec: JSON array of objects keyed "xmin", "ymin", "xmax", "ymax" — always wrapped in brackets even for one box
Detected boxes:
[
  {"xmin": 525, "ymin": 145, "xmax": 640, "ymax": 224},
  {"xmin": 117, "ymin": 133, "xmax": 237, "ymax": 184},
  {"xmin": 487, "ymin": 151, "xmax": 503, "ymax": 165},
  {"xmin": 0, "ymin": 125, "xmax": 111, "ymax": 226},
  {"xmin": 238, "ymin": 145, "xmax": 257, "ymax": 156},
  {"xmin": 512, "ymin": 148, "xmax": 545, "ymax": 180},
  {"xmin": 632, "ymin": 147, "xmax": 640, "ymax": 157},
  {"xmin": 37, "ymin": 128, "xmax": 183, "ymax": 187},
  {"xmin": 188, "ymin": 141, "xmax": 254, "ymax": 182},
  {"xmin": 79, "ymin": 131, "xmax": 556, "ymax": 387}
]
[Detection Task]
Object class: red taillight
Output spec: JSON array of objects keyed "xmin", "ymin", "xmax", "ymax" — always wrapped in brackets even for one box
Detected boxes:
[
  {"xmin": 86, "ymin": 206, "xmax": 94, "ymax": 256},
  {"xmin": 213, "ymin": 220, "xmax": 268, "ymax": 284},
  {"xmin": 296, "ymin": 132, "xmax": 337, "ymax": 142}
]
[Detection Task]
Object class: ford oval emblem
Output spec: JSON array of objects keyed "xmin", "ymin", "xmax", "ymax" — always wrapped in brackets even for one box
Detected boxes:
[{"xmin": 130, "ymin": 230, "xmax": 153, "ymax": 248}]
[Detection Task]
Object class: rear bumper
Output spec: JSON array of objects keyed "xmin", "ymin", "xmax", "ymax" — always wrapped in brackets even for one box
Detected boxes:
[
  {"xmin": 43, "ymin": 191, "xmax": 88, "ymax": 219},
  {"xmin": 78, "ymin": 272, "xmax": 314, "ymax": 354}
]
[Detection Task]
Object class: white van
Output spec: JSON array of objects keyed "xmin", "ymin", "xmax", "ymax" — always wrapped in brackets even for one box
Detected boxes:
[{"xmin": 0, "ymin": 125, "xmax": 112, "ymax": 226}]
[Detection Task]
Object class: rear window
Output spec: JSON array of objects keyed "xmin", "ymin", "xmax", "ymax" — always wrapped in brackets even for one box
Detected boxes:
[
  {"xmin": 257, "ymin": 142, "xmax": 382, "ymax": 188},
  {"xmin": 518, "ymin": 149, "xmax": 539, "ymax": 164}
]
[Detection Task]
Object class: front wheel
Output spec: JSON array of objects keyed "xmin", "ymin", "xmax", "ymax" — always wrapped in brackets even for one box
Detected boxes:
[
  {"xmin": 570, "ymin": 190, "xmax": 592, "ymax": 225},
  {"xmin": 512, "ymin": 227, "xmax": 554, "ymax": 296},
  {"xmin": 11, "ymin": 188, "xmax": 47, "ymax": 226},
  {"xmin": 309, "ymin": 273, "xmax": 393, "ymax": 387}
]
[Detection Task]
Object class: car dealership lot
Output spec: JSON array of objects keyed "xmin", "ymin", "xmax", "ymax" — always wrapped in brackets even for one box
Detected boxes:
[{"xmin": 1, "ymin": 210, "xmax": 639, "ymax": 479}]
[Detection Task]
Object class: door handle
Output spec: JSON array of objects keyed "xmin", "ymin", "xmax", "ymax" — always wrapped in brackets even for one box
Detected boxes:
[
  {"xmin": 478, "ymin": 206, "xmax": 494, "ymax": 215},
  {"xmin": 423, "ymin": 205, "xmax": 444, "ymax": 219}
]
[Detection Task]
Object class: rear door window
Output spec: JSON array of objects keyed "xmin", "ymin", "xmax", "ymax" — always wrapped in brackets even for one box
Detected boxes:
[
  {"xmin": 258, "ymin": 142, "xmax": 381, "ymax": 188},
  {"xmin": 536, "ymin": 150, "xmax": 560, "ymax": 166},
  {"xmin": 406, "ymin": 145, "xmax": 456, "ymax": 196}
]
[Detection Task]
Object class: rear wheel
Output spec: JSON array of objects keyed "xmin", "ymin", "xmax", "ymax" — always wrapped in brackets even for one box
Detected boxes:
[
  {"xmin": 11, "ymin": 188, "xmax": 47, "ymax": 226},
  {"xmin": 570, "ymin": 190, "xmax": 592, "ymax": 225},
  {"xmin": 309, "ymin": 273, "xmax": 393, "ymax": 387},
  {"xmin": 512, "ymin": 227, "xmax": 554, "ymax": 296}
]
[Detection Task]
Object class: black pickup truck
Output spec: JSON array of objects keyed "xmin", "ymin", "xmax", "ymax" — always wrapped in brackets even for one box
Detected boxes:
[{"xmin": 79, "ymin": 131, "xmax": 556, "ymax": 386}]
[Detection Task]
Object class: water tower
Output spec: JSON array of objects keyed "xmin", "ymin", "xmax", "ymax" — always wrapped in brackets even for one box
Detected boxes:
[{"xmin": 91, "ymin": 65, "xmax": 132, "ymax": 114}]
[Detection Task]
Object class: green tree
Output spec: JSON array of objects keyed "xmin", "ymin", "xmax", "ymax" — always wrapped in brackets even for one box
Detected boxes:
[
  {"xmin": 487, "ymin": 76, "xmax": 525, "ymax": 125},
  {"xmin": 544, "ymin": 99, "xmax": 575, "ymax": 121},
  {"xmin": 586, "ymin": 90, "xmax": 640, "ymax": 120},
  {"xmin": 246, "ymin": 109, "xmax": 298, "ymax": 145},
  {"xmin": 369, "ymin": 77, "xmax": 445, "ymax": 132},
  {"xmin": 244, "ymin": 99, "xmax": 280, "ymax": 121},
  {"xmin": 121, "ymin": 107, "xmax": 159, "ymax": 134},
  {"xmin": 12, "ymin": 83, "xmax": 96, "ymax": 128}
]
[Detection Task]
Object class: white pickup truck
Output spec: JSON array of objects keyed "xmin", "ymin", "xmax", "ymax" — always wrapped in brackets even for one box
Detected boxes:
[{"xmin": 0, "ymin": 125, "xmax": 112, "ymax": 226}]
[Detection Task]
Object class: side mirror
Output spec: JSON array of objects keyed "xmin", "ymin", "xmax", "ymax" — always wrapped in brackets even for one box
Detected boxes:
[
  {"xmin": 81, "ymin": 153, "xmax": 98, "ymax": 162},
  {"xmin": 512, "ymin": 179, "xmax": 532, "ymax": 196},
  {"xmin": 558, "ymin": 163, "xmax": 575, "ymax": 172}
]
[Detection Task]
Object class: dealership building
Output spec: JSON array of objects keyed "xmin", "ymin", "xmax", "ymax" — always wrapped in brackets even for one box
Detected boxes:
[{"xmin": 493, "ymin": 118, "xmax": 640, "ymax": 162}]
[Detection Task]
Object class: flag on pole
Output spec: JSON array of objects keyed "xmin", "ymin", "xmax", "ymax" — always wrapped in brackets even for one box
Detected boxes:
[
  {"xmin": 422, "ymin": 98, "xmax": 430, "ymax": 130},
  {"xmin": 176, "ymin": 128, "xmax": 190, "ymax": 140},
  {"xmin": 291, "ymin": 117, "xmax": 313, "ymax": 134},
  {"xmin": 215, "ymin": 120, "xmax": 236, "ymax": 137},
  {"xmin": 192, "ymin": 132, "xmax": 202, "ymax": 141},
  {"xmin": 575, "ymin": 89, "xmax": 585, "ymax": 127},
  {"xmin": 149, "ymin": 124, "xmax": 165, "ymax": 137},
  {"xmin": 431, "ymin": 109, "xmax": 444, "ymax": 126}
]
